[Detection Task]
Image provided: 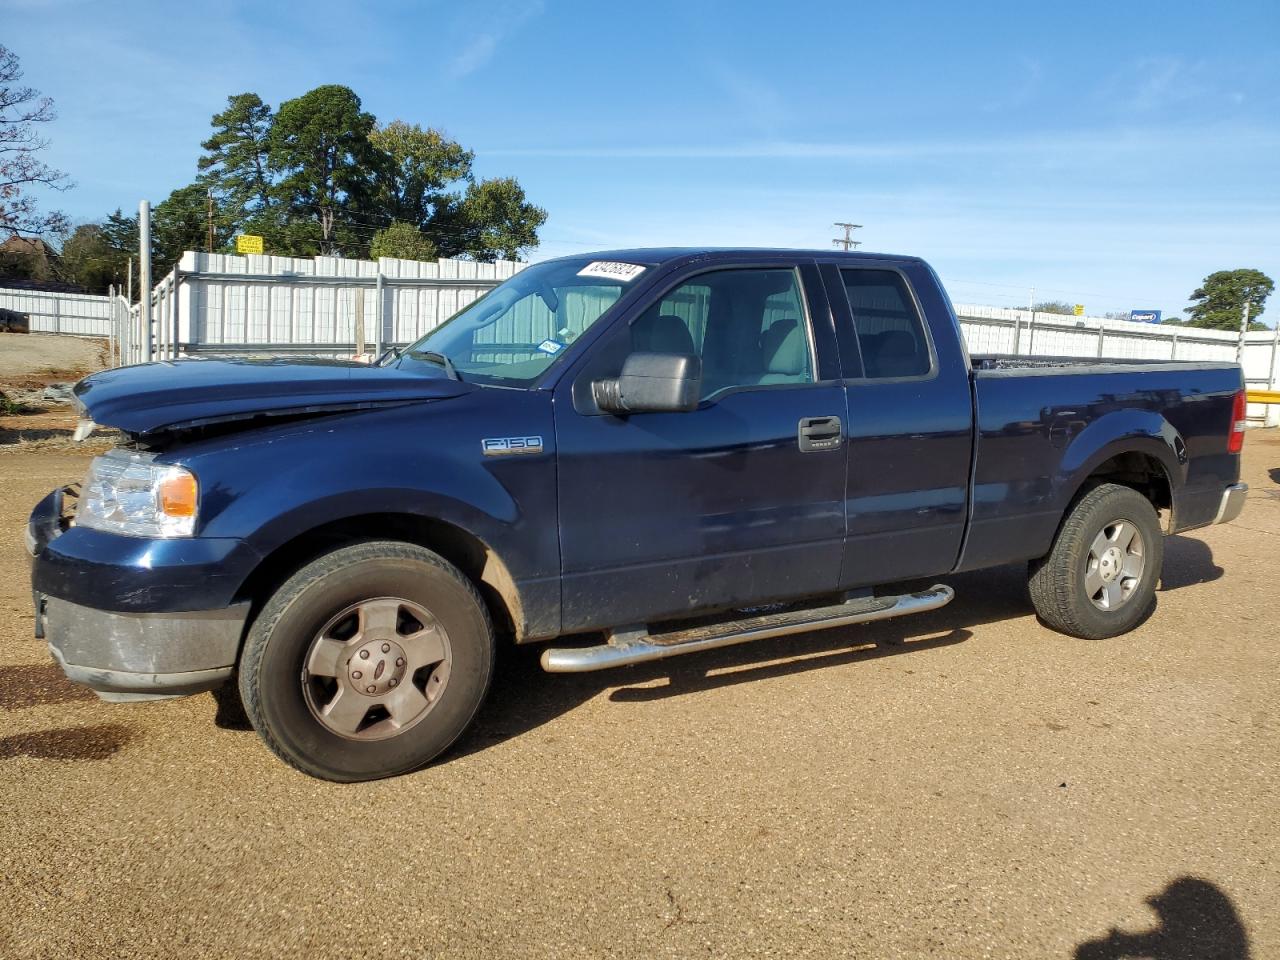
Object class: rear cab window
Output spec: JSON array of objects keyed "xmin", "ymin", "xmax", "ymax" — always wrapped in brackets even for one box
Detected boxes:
[{"xmin": 839, "ymin": 269, "xmax": 933, "ymax": 379}]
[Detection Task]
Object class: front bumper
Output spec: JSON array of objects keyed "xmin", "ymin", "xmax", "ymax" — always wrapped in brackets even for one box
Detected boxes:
[
  {"xmin": 1215, "ymin": 482, "xmax": 1248, "ymax": 525},
  {"xmin": 28, "ymin": 485, "xmax": 259, "ymax": 701},
  {"xmin": 27, "ymin": 487, "xmax": 260, "ymax": 615},
  {"xmin": 39, "ymin": 595, "xmax": 250, "ymax": 702}
]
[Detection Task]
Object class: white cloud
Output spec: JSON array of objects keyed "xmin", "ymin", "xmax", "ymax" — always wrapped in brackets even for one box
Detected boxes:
[
  {"xmin": 448, "ymin": 34, "xmax": 499, "ymax": 79},
  {"xmin": 445, "ymin": 0, "xmax": 544, "ymax": 79},
  {"xmin": 705, "ymin": 61, "xmax": 789, "ymax": 137}
]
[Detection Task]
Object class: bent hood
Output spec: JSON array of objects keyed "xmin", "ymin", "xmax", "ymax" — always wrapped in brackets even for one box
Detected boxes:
[{"xmin": 75, "ymin": 357, "xmax": 472, "ymax": 438}]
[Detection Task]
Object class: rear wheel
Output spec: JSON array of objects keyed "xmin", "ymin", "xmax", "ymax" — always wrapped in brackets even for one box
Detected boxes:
[
  {"xmin": 239, "ymin": 541, "xmax": 493, "ymax": 782},
  {"xmin": 1028, "ymin": 483, "xmax": 1163, "ymax": 639}
]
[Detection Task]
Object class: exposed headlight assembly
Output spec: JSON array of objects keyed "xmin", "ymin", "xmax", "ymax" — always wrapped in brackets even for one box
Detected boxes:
[{"xmin": 78, "ymin": 451, "xmax": 198, "ymax": 538}]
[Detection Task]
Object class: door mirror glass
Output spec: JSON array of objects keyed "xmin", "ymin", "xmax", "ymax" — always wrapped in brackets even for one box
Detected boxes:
[{"xmin": 592, "ymin": 352, "xmax": 701, "ymax": 414}]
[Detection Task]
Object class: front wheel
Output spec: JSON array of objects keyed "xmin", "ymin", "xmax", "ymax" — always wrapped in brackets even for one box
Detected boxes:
[
  {"xmin": 239, "ymin": 541, "xmax": 494, "ymax": 782},
  {"xmin": 1028, "ymin": 483, "xmax": 1163, "ymax": 639}
]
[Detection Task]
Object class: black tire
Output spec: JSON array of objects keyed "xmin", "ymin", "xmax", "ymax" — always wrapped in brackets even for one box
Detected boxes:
[
  {"xmin": 1028, "ymin": 483, "xmax": 1163, "ymax": 640},
  {"xmin": 238, "ymin": 541, "xmax": 493, "ymax": 782}
]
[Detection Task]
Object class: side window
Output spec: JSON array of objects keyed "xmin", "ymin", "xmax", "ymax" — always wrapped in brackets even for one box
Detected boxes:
[
  {"xmin": 630, "ymin": 269, "xmax": 813, "ymax": 399},
  {"xmin": 840, "ymin": 269, "xmax": 932, "ymax": 379}
]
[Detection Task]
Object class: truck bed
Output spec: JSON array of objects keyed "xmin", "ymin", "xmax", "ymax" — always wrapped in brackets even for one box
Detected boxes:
[{"xmin": 959, "ymin": 357, "xmax": 1243, "ymax": 572}]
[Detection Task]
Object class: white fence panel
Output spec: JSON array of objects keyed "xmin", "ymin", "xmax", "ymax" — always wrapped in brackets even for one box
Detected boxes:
[
  {"xmin": 172, "ymin": 251, "xmax": 525, "ymax": 355},
  {"xmin": 0, "ymin": 287, "xmax": 114, "ymax": 336},
  {"xmin": 950, "ymin": 304, "xmax": 1279, "ymax": 425}
]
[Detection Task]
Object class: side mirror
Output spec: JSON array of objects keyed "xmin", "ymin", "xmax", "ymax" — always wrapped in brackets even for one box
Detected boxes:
[{"xmin": 592, "ymin": 352, "xmax": 701, "ymax": 414}]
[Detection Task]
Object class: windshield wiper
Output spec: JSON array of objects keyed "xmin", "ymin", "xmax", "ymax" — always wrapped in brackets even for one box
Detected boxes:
[{"xmin": 410, "ymin": 349, "xmax": 462, "ymax": 381}]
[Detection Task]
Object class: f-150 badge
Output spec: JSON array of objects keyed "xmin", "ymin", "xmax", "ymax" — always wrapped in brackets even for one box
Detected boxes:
[{"xmin": 482, "ymin": 436, "xmax": 544, "ymax": 456}]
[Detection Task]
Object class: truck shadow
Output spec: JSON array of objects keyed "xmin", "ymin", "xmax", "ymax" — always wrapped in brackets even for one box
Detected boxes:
[
  {"xmin": 457, "ymin": 628, "xmax": 971, "ymax": 759},
  {"xmin": 458, "ymin": 564, "xmax": 1032, "ymax": 758},
  {"xmin": 1074, "ymin": 876, "xmax": 1249, "ymax": 959},
  {"xmin": 1160, "ymin": 535, "xmax": 1223, "ymax": 590},
  {"xmin": 457, "ymin": 544, "xmax": 1227, "ymax": 759},
  {"xmin": 0, "ymin": 722, "xmax": 134, "ymax": 761},
  {"xmin": 0, "ymin": 662, "xmax": 99, "ymax": 710}
]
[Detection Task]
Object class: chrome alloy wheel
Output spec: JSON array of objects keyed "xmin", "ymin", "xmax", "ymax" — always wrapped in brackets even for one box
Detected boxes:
[
  {"xmin": 1084, "ymin": 520, "xmax": 1146, "ymax": 611},
  {"xmin": 301, "ymin": 597, "xmax": 451, "ymax": 740}
]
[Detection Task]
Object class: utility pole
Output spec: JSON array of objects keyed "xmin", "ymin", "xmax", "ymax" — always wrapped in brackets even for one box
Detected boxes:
[
  {"xmin": 206, "ymin": 188, "xmax": 215, "ymax": 253},
  {"xmin": 832, "ymin": 222, "xmax": 862, "ymax": 251},
  {"xmin": 1237, "ymin": 299, "xmax": 1251, "ymax": 363},
  {"xmin": 139, "ymin": 200, "xmax": 153, "ymax": 362}
]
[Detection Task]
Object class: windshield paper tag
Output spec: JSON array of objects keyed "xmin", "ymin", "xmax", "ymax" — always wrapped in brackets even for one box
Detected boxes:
[
  {"xmin": 577, "ymin": 261, "xmax": 646, "ymax": 283},
  {"xmin": 536, "ymin": 339, "xmax": 563, "ymax": 355}
]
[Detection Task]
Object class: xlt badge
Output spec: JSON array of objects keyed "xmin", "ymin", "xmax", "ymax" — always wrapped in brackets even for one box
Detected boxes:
[{"xmin": 482, "ymin": 436, "xmax": 543, "ymax": 457}]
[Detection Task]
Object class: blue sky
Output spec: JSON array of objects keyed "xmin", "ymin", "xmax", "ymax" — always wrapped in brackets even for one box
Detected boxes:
[{"xmin": 5, "ymin": 0, "xmax": 1279, "ymax": 319}]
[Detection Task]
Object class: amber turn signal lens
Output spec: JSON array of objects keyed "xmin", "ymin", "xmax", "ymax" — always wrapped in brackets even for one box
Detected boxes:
[{"xmin": 158, "ymin": 469, "xmax": 198, "ymax": 517}]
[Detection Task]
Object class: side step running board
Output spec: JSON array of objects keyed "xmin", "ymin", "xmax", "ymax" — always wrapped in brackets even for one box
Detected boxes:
[{"xmin": 540, "ymin": 585, "xmax": 954, "ymax": 674}]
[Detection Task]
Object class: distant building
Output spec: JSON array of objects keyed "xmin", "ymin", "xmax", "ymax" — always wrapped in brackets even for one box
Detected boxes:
[{"xmin": 0, "ymin": 235, "xmax": 85, "ymax": 293}]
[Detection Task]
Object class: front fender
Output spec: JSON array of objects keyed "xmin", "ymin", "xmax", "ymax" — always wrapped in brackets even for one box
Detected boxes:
[{"xmin": 180, "ymin": 395, "xmax": 560, "ymax": 590}]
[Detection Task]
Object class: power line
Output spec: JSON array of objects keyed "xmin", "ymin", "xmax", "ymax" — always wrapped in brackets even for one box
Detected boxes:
[{"xmin": 832, "ymin": 222, "xmax": 861, "ymax": 251}]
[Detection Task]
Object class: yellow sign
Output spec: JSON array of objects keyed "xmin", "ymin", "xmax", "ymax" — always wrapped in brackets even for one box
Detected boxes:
[
  {"xmin": 235, "ymin": 234, "xmax": 264, "ymax": 255},
  {"xmin": 1073, "ymin": 303, "xmax": 1085, "ymax": 316}
]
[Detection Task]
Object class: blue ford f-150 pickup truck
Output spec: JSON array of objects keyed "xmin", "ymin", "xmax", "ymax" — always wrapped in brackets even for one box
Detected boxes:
[{"xmin": 28, "ymin": 249, "xmax": 1248, "ymax": 781}]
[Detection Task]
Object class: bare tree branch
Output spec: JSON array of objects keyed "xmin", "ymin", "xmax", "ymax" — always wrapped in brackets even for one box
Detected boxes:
[{"xmin": 0, "ymin": 44, "xmax": 71, "ymax": 238}]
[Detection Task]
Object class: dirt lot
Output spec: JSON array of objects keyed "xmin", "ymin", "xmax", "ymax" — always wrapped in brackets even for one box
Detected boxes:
[
  {"xmin": 1, "ymin": 434, "xmax": 1277, "ymax": 960},
  {"xmin": 0, "ymin": 333, "xmax": 116, "ymax": 453},
  {"xmin": 0, "ymin": 332, "xmax": 108, "ymax": 386}
]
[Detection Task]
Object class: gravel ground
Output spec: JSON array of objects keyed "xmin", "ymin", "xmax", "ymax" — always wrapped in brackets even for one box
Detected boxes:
[
  {"xmin": 0, "ymin": 332, "xmax": 107, "ymax": 385},
  {"xmin": 1, "ymin": 435, "xmax": 1277, "ymax": 959}
]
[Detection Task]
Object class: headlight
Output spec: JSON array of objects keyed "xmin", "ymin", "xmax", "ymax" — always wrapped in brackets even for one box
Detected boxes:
[{"xmin": 78, "ymin": 451, "xmax": 199, "ymax": 538}]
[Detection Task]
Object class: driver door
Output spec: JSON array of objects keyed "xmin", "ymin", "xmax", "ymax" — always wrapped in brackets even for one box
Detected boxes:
[{"xmin": 553, "ymin": 260, "xmax": 848, "ymax": 633}]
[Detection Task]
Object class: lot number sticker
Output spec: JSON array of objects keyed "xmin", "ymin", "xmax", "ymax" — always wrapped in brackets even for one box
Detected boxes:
[{"xmin": 577, "ymin": 261, "xmax": 646, "ymax": 283}]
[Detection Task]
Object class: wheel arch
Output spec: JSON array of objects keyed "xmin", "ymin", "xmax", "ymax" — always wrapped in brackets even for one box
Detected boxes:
[
  {"xmin": 233, "ymin": 512, "xmax": 527, "ymax": 645},
  {"xmin": 1068, "ymin": 448, "xmax": 1176, "ymax": 532},
  {"xmin": 1057, "ymin": 413, "xmax": 1183, "ymax": 533}
]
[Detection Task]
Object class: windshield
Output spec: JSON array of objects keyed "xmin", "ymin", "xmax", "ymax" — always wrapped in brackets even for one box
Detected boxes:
[{"xmin": 396, "ymin": 257, "xmax": 649, "ymax": 385}]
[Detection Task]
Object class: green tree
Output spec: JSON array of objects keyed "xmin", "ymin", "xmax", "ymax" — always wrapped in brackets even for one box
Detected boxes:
[
  {"xmin": 58, "ymin": 210, "xmax": 137, "ymax": 295},
  {"xmin": 369, "ymin": 221, "xmax": 438, "ymax": 261},
  {"xmin": 1033, "ymin": 300, "xmax": 1075, "ymax": 315},
  {"xmin": 370, "ymin": 121, "xmax": 472, "ymax": 230},
  {"xmin": 94, "ymin": 85, "xmax": 548, "ymax": 264},
  {"xmin": 447, "ymin": 177, "xmax": 547, "ymax": 262},
  {"xmin": 197, "ymin": 93, "xmax": 275, "ymax": 222},
  {"xmin": 268, "ymin": 85, "xmax": 382, "ymax": 255},
  {"xmin": 1186, "ymin": 269, "xmax": 1274, "ymax": 331},
  {"xmin": 101, "ymin": 208, "xmax": 138, "ymax": 253},
  {"xmin": 59, "ymin": 223, "xmax": 128, "ymax": 293},
  {"xmin": 153, "ymin": 183, "xmax": 234, "ymax": 271}
]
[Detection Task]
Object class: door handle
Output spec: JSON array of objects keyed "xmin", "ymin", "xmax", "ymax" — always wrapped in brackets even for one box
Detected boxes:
[{"xmin": 798, "ymin": 415, "xmax": 843, "ymax": 452}]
